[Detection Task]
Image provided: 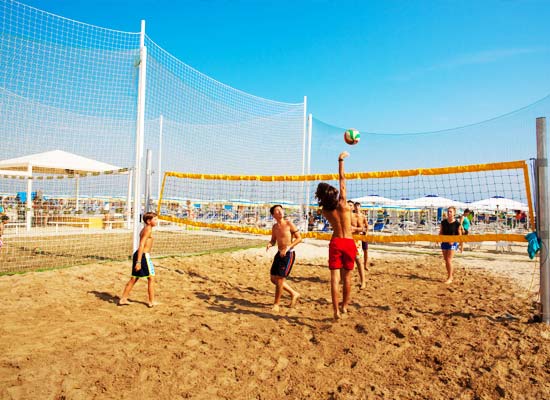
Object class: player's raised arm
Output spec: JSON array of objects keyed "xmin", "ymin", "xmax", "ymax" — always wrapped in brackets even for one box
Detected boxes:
[{"xmin": 338, "ymin": 151, "xmax": 349, "ymax": 202}]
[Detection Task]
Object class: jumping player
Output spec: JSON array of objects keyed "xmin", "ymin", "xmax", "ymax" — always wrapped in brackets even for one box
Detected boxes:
[{"xmin": 315, "ymin": 151, "xmax": 356, "ymax": 320}]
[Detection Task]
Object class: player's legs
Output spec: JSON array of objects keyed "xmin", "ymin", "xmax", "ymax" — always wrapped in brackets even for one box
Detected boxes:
[
  {"xmin": 330, "ymin": 269, "xmax": 341, "ymax": 319},
  {"xmin": 442, "ymin": 249, "xmax": 454, "ymax": 284},
  {"xmin": 355, "ymin": 254, "xmax": 365, "ymax": 289},
  {"xmin": 120, "ymin": 277, "xmax": 138, "ymax": 305},
  {"xmin": 271, "ymin": 275, "xmax": 284, "ymax": 310},
  {"xmin": 363, "ymin": 242, "xmax": 369, "ymax": 271},
  {"xmin": 341, "ymin": 269, "xmax": 352, "ymax": 313},
  {"xmin": 282, "ymin": 280, "xmax": 300, "ymax": 307},
  {"xmin": 147, "ymin": 276, "xmax": 156, "ymax": 307}
]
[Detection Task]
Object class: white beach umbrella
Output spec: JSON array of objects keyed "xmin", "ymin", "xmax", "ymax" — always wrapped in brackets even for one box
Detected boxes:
[
  {"xmin": 351, "ymin": 194, "xmax": 396, "ymax": 206},
  {"xmin": 407, "ymin": 194, "xmax": 467, "ymax": 209},
  {"xmin": 469, "ymin": 196, "xmax": 528, "ymax": 211}
]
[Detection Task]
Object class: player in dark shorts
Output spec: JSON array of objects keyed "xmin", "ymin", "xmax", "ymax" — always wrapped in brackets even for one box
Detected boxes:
[
  {"xmin": 270, "ymin": 250, "xmax": 296, "ymax": 278},
  {"xmin": 266, "ymin": 204, "xmax": 302, "ymax": 311},
  {"xmin": 131, "ymin": 251, "xmax": 155, "ymax": 278},
  {"xmin": 119, "ymin": 212, "xmax": 159, "ymax": 307}
]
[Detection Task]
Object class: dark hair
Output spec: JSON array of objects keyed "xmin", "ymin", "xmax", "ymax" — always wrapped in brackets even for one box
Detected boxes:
[
  {"xmin": 315, "ymin": 182, "xmax": 339, "ymax": 211},
  {"xmin": 143, "ymin": 212, "xmax": 157, "ymax": 224},
  {"xmin": 354, "ymin": 202, "xmax": 361, "ymax": 207},
  {"xmin": 1, "ymin": 215, "xmax": 9, "ymax": 222},
  {"xmin": 464, "ymin": 208, "xmax": 470, "ymax": 213},
  {"xmin": 269, "ymin": 204, "xmax": 282, "ymax": 215}
]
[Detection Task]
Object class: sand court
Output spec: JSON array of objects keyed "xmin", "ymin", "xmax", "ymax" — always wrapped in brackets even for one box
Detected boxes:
[{"xmin": 1, "ymin": 242, "xmax": 549, "ymax": 399}]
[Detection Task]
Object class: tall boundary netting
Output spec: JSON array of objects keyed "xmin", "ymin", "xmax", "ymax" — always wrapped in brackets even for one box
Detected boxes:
[
  {"xmin": 143, "ymin": 35, "xmax": 307, "ymax": 181},
  {"xmin": 158, "ymin": 159, "xmax": 535, "ymax": 245},
  {"xmin": 0, "ymin": 0, "xmax": 306, "ymax": 272}
]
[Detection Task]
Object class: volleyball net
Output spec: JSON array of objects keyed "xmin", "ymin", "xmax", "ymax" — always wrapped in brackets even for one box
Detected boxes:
[{"xmin": 158, "ymin": 159, "xmax": 535, "ymax": 244}]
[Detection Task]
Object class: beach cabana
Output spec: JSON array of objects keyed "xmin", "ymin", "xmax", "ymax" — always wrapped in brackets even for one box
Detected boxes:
[{"xmin": 0, "ymin": 150, "xmax": 125, "ymax": 230}]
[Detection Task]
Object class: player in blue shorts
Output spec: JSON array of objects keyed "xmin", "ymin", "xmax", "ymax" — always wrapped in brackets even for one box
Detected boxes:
[
  {"xmin": 119, "ymin": 212, "xmax": 159, "ymax": 307},
  {"xmin": 266, "ymin": 204, "xmax": 302, "ymax": 312},
  {"xmin": 439, "ymin": 206, "xmax": 462, "ymax": 284}
]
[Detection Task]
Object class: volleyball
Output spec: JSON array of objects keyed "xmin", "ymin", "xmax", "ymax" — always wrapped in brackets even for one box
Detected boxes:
[{"xmin": 344, "ymin": 128, "xmax": 360, "ymax": 145}]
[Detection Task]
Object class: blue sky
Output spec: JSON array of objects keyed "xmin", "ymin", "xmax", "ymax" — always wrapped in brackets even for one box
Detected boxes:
[
  {"xmin": 16, "ymin": 0, "xmax": 550, "ymax": 170},
  {"xmin": 20, "ymin": 0, "xmax": 550, "ymax": 129}
]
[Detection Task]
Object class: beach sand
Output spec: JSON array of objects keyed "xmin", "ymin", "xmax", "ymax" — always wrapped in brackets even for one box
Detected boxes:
[{"xmin": 1, "ymin": 241, "xmax": 549, "ymax": 399}]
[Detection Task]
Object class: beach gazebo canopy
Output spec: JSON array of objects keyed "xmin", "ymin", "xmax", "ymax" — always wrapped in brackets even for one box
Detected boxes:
[
  {"xmin": 0, "ymin": 150, "xmax": 121, "ymax": 175},
  {"xmin": 0, "ymin": 150, "xmax": 124, "ymax": 230}
]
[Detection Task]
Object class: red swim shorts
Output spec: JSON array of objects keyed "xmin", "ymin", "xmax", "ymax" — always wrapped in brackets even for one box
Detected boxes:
[{"xmin": 329, "ymin": 238, "xmax": 357, "ymax": 270}]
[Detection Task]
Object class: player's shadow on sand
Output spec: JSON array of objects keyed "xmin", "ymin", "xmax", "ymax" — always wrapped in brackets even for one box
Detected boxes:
[
  {"xmin": 413, "ymin": 307, "xmax": 520, "ymax": 324},
  {"xmin": 291, "ymin": 276, "xmax": 326, "ymax": 284},
  {"xmin": 89, "ymin": 291, "xmax": 119, "ymax": 304},
  {"xmin": 392, "ymin": 272, "xmax": 441, "ymax": 283},
  {"xmin": 186, "ymin": 270, "xmax": 272, "ymax": 297},
  {"xmin": 196, "ymin": 292, "xmax": 269, "ymax": 309},
  {"xmin": 195, "ymin": 291, "xmax": 322, "ymax": 328},
  {"xmin": 206, "ymin": 302, "xmax": 320, "ymax": 329},
  {"xmin": 88, "ymin": 290, "xmax": 149, "ymax": 307}
]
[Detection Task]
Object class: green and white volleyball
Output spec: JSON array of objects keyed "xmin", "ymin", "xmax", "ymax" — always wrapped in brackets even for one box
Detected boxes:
[{"xmin": 344, "ymin": 128, "xmax": 360, "ymax": 145}]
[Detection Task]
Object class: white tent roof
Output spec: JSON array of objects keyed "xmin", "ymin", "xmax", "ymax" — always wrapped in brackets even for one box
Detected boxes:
[
  {"xmin": 469, "ymin": 196, "xmax": 528, "ymax": 211},
  {"xmin": 0, "ymin": 150, "xmax": 122, "ymax": 175}
]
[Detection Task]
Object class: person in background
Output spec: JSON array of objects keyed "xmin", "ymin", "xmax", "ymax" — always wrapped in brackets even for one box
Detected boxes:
[
  {"xmin": 459, "ymin": 208, "xmax": 471, "ymax": 253},
  {"xmin": 439, "ymin": 206, "xmax": 462, "ymax": 284},
  {"xmin": 354, "ymin": 202, "xmax": 369, "ymax": 276},
  {"xmin": 348, "ymin": 200, "xmax": 366, "ymax": 289}
]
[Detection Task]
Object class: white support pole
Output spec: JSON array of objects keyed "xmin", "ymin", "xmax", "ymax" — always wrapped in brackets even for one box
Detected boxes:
[
  {"xmin": 536, "ymin": 117, "xmax": 550, "ymax": 324},
  {"xmin": 301, "ymin": 96, "xmax": 307, "ymax": 176},
  {"xmin": 126, "ymin": 169, "xmax": 133, "ymax": 229},
  {"xmin": 145, "ymin": 149, "xmax": 152, "ymax": 213},
  {"xmin": 132, "ymin": 20, "xmax": 147, "ymax": 250},
  {"xmin": 307, "ymin": 114, "xmax": 313, "ymax": 176},
  {"xmin": 25, "ymin": 165, "xmax": 32, "ymax": 232},
  {"xmin": 157, "ymin": 115, "xmax": 163, "ymax": 201},
  {"xmin": 75, "ymin": 175, "xmax": 80, "ymax": 212},
  {"xmin": 306, "ymin": 113, "xmax": 313, "ymax": 211},
  {"xmin": 300, "ymin": 96, "xmax": 308, "ymax": 226}
]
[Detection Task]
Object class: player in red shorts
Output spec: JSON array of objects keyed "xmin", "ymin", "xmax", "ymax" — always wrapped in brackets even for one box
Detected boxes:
[{"xmin": 315, "ymin": 151, "xmax": 356, "ymax": 320}]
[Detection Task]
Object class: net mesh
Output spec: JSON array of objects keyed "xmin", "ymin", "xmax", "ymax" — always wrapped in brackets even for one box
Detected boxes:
[
  {"xmin": 158, "ymin": 160, "xmax": 534, "ymax": 246},
  {"xmin": 0, "ymin": 0, "xmax": 305, "ymax": 272}
]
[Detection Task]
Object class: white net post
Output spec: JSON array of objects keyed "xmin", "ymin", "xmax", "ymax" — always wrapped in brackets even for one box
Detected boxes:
[
  {"xmin": 306, "ymin": 113, "xmax": 313, "ymax": 217},
  {"xmin": 301, "ymin": 96, "xmax": 308, "ymax": 227},
  {"xmin": 145, "ymin": 149, "xmax": 152, "ymax": 213},
  {"xmin": 132, "ymin": 20, "xmax": 147, "ymax": 251},
  {"xmin": 536, "ymin": 117, "xmax": 550, "ymax": 323},
  {"xmin": 157, "ymin": 115, "xmax": 163, "ymax": 200},
  {"xmin": 25, "ymin": 166, "xmax": 32, "ymax": 231},
  {"xmin": 126, "ymin": 169, "xmax": 133, "ymax": 229}
]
